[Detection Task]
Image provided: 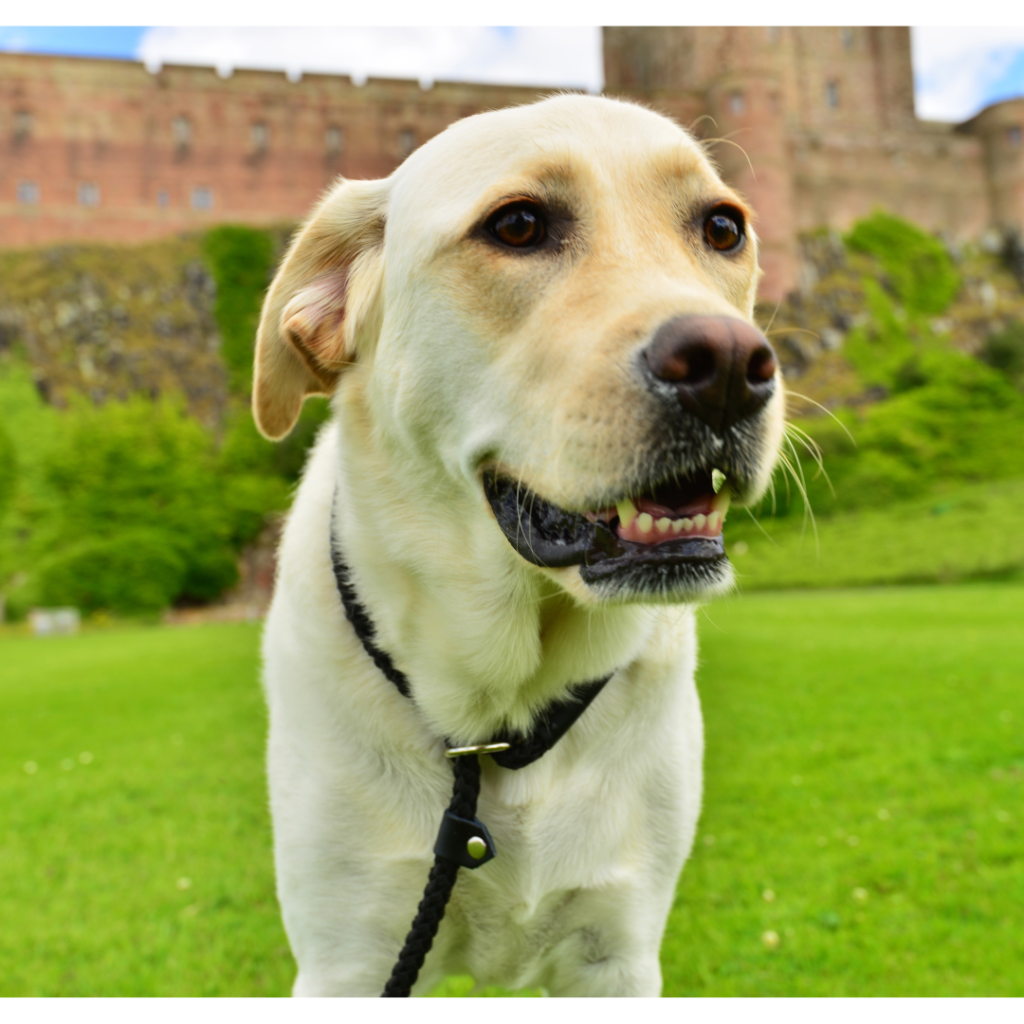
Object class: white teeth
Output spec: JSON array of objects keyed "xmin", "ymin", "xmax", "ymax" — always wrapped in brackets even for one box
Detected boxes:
[
  {"xmin": 712, "ymin": 469, "xmax": 727, "ymax": 494},
  {"xmin": 671, "ymin": 519, "xmax": 685, "ymax": 534},
  {"xmin": 693, "ymin": 513, "xmax": 707, "ymax": 530},
  {"xmin": 710, "ymin": 485, "xmax": 732, "ymax": 518},
  {"xmin": 707, "ymin": 510, "xmax": 722, "ymax": 532},
  {"xmin": 637, "ymin": 512, "xmax": 653, "ymax": 533},
  {"xmin": 656, "ymin": 517, "xmax": 671, "ymax": 534},
  {"xmin": 680, "ymin": 517, "xmax": 694, "ymax": 532},
  {"xmin": 616, "ymin": 498, "xmax": 638, "ymax": 529}
]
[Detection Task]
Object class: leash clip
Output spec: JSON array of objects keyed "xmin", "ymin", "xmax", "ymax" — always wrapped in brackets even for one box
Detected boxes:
[{"xmin": 445, "ymin": 741, "xmax": 511, "ymax": 759}]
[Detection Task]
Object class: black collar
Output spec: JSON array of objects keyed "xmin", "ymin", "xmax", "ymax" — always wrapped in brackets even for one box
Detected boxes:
[{"xmin": 329, "ymin": 523, "xmax": 612, "ymax": 771}]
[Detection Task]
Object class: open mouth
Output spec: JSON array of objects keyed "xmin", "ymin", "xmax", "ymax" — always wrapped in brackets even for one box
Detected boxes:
[{"xmin": 483, "ymin": 468, "xmax": 735, "ymax": 596}]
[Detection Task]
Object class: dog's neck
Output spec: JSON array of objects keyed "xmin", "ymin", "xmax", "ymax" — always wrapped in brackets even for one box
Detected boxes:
[{"xmin": 329, "ymin": 406, "xmax": 661, "ymax": 745}]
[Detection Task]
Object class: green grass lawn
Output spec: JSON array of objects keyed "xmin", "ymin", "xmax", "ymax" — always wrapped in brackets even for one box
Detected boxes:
[
  {"xmin": 0, "ymin": 622, "xmax": 291, "ymax": 996},
  {"xmin": 727, "ymin": 477, "xmax": 1024, "ymax": 591},
  {"xmin": 1, "ymin": 584, "xmax": 1022, "ymax": 996}
]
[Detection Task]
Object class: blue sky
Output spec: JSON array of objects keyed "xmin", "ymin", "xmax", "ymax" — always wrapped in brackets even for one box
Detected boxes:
[
  {"xmin": 2, "ymin": 26, "xmax": 1024, "ymax": 122},
  {"xmin": 993, "ymin": 51, "xmax": 1024, "ymax": 106},
  {"xmin": 0, "ymin": 26, "xmax": 146, "ymax": 59}
]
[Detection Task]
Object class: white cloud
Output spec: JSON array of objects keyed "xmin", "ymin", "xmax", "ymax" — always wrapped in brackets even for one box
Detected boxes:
[
  {"xmin": 135, "ymin": 26, "xmax": 603, "ymax": 92},
  {"xmin": 912, "ymin": 27, "xmax": 1024, "ymax": 121}
]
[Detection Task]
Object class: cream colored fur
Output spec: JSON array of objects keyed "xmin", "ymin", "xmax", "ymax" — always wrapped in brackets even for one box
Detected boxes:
[{"xmin": 256, "ymin": 94, "xmax": 784, "ymax": 996}]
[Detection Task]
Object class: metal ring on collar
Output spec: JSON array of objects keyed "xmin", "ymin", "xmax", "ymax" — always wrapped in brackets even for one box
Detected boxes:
[{"xmin": 445, "ymin": 742, "xmax": 512, "ymax": 758}]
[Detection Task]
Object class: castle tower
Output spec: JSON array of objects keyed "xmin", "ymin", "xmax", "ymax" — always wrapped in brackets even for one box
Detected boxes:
[
  {"xmin": 603, "ymin": 26, "xmax": 1001, "ymax": 301},
  {"xmin": 960, "ymin": 98, "xmax": 1024, "ymax": 233}
]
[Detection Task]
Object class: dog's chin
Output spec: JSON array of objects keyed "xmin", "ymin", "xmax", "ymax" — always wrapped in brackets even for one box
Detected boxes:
[{"xmin": 483, "ymin": 471, "xmax": 736, "ymax": 602}]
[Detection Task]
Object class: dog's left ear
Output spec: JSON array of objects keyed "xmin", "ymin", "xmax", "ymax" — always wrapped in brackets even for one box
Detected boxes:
[{"xmin": 253, "ymin": 177, "xmax": 388, "ymax": 440}]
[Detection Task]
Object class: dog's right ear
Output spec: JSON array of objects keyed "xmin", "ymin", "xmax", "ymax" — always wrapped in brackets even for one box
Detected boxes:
[{"xmin": 253, "ymin": 178, "xmax": 388, "ymax": 440}]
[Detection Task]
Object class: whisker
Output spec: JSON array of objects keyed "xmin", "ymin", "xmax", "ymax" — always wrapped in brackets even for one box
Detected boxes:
[
  {"xmin": 687, "ymin": 113, "xmax": 718, "ymax": 134},
  {"xmin": 760, "ymin": 298, "xmax": 783, "ymax": 336},
  {"xmin": 785, "ymin": 423, "xmax": 836, "ymax": 498},
  {"xmin": 781, "ymin": 434, "xmax": 819, "ymax": 559},
  {"xmin": 785, "ymin": 391, "xmax": 857, "ymax": 446},
  {"xmin": 743, "ymin": 505, "xmax": 778, "ymax": 545},
  {"xmin": 700, "ymin": 135, "xmax": 757, "ymax": 182}
]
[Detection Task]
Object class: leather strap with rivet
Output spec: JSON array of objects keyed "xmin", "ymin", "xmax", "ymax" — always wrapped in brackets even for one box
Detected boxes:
[{"xmin": 329, "ymin": 508, "xmax": 612, "ymax": 997}]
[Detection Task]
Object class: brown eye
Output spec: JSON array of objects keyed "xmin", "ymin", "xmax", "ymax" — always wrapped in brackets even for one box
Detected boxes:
[
  {"xmin": 704, "ymin": 207, "xmax": 744, "ymax": 252},
  {"xmin": 487, "ymin": 203, "xmax": 546, "ymax": 248}
]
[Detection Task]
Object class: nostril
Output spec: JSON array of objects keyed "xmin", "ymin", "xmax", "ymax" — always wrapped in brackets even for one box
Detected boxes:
[
  {"xmin": 747, "ymin": 346, "xmax": 777, "ymax": 384},
  {"xmin": 685, "ymin": 346, "xmax": 717, "ymax": 385},
  {"xmin": 650, "ymin": 343, "xmax": 717, "ymax": 385}
]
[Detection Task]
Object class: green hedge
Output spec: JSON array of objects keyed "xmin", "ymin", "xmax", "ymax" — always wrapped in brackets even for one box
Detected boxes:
[
  {"xmin": 202, "ymin": 225, "xmax": 276, "ymax": 393},
  {"xmin": 36, "ymin": 531, "xmax": 187, "ymax": 613},
  {"xmin": 0, "ymin": 415, "xmax": 14, "ymax": 520},
  {"xmin": 28, "ymin": 395, "xmax": 289, "ymax": 614}
]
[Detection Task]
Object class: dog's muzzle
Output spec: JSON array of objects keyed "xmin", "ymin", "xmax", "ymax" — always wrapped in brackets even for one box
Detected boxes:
[{"xmin": 483, "ymin": 316, "xmax": 778, "ymax": 599}]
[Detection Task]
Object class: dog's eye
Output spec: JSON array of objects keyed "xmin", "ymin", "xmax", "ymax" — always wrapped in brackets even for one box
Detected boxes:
[
  {"xmin": 704, "ymin": 207, "xmax": 744, "ymax": 252},
  {"xmin": 487, "ymin": 203, "xmax": 546, "ymax": 248}
]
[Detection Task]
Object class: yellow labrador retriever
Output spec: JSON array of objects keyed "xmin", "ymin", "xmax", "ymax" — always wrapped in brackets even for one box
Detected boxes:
[{"xmin": 254, "ymin": 94, "xmax": 784, "ymax": 996}]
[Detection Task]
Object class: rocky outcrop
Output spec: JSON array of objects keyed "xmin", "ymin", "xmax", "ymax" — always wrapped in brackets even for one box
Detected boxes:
[{"xmin": 0, "ymin": 236, "xmax": 230, "ymax": 427}]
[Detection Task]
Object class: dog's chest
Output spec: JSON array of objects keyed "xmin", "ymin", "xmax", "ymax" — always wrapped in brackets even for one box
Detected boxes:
[{"xmin": 425, "ymin": 749, "xmax": 699, "ymax": 989}]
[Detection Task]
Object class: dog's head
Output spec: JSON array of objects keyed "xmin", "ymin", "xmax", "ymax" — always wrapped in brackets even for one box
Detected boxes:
[{"xmin": 255, "ymin": 95, "xmax": 784, "ymax": 604}]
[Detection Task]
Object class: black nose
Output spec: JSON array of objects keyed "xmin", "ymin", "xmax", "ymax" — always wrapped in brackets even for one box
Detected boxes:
[{"xmin": 643, "ymin": 315, "xmax": 778, "ymax": 431}]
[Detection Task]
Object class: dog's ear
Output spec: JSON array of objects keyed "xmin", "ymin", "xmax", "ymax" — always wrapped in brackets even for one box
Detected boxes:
[{"xmin": 253, "ymin": 177, "xmax": 387, "ymax": 440}]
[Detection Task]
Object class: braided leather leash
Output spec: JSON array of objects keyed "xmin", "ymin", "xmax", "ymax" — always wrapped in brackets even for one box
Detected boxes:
[{"xmin": 329, "ymin": 522, "xmax": 611, "ymax": 997}]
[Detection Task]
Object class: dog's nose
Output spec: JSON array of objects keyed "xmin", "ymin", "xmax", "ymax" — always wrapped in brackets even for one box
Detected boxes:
[{"xmin": 643, "ymin": 315, "xmax": 778, "ymax": 431}]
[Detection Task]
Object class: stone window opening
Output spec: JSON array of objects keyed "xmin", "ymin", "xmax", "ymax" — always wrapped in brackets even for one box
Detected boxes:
[
  {"xmin": 728, "ymin": 92, "xmax": 746, "ymax": 115},
  {"xmin": 191, "ymin": 186, "xmax": 213, "ymax": 211},
  {"xmin": 173, "ymin": 115, "xmax": 192, "ymax": 150},
  {"xmin": 765, "ymin": 27, "xmax": 780, "ymax": 43},
  {"xmin": 325, "ymin": 125, "xmax": 344, "ymax": 155},
  {"xmin": 16, "ymin": 180, "xmax": 40, "ymax": 205},
  {"xmin": 157, "ymin": 189, "xmax": 170, "ymax": 208},
  {"xmin": 1008, "ymin": 125, "xmax": 1023, "ymax": 148},
  {"xmin": 826, "ymin": 80, "xmax": 840, "ymax": 109},
  {"xmin": 251, "ymin": 121, "xmax": 269, "ymax": 152},
  {"xmin": 398, "ymin": 128, "xmax": 417, "ymax": 158},
  {"xmin": 14, "ymin": 109, "xmax": 33, "ymax": 141},
  {"xmin": 78, "ymin": 182, "xmax": 100, "ymax": 207},
  {"xmin": 840, "ymin": 28, "xmax": 854, "ymax": 50}
]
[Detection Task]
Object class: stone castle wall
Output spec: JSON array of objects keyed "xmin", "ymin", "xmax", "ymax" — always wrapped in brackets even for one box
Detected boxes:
[
  {"xmin": 0, "ymin": 52, "xmax": 547, "ymax": 248},
  {"xmin": 3, "ymin": 29, "xmax": 1024, "ymax": 300}
]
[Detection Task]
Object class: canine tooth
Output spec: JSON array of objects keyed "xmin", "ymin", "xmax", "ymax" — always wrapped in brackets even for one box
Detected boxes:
[
  {"xmin": 693, "ymin": 513, "xmax": 707, "ymax": 530},
  {"xmin": 671, "ymin": 519, "xmax": 685, "ymax": 533},
  {"xmin": 707, "ymin": 511, "xmax": 722, "ymax": 532},
  {"xmin": 616, "ymin": 498, "xmax": 638, "ymax": 529},
  {"xmin": 712, "ymin": 469, "xmax": 727, "ymax": 493},
  {"xmin": 680, "ymin": 517, "xmax": 694, "ymax": 532},
  {"xmin": 656, "ymin": 517, "xmax": 671, "ymax": 534},
  {"xmin": 711, "ymin": 484, "xmax": 732, "ymax": 516},
  {"xmin": 637, "ymin": 512, "xmax": 653, "ymax": 533}
]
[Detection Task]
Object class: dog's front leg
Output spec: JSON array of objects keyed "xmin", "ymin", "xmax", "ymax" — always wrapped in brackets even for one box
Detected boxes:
[
  {"xmin": 269, "ymin": 733, "xmax": 452, "ymax": 996},
  {"xmin": 539, "ymin": 889, "xmax": 673, "ymax": 997}
]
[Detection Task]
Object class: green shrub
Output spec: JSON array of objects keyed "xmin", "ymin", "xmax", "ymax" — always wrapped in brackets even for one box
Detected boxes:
[
  {"xmin": 202, "ymin": 225, "xmax": 276, "ymax": 393},
  {"xmin": 0, "ymin": 415, "xmax": 15, "ymax": 519},
  {"xmin": 785, "ymin": 348, "xmax": 1024, "ymax": 516},
  {"xmin": 220, "ymin": 395, "xmax": 331, "ymax": 486},
  {"xmin": 980, "ymin": 320, "xmax": 1024, "ymax": 383},
  {"xmin": 845, "ymin": 211, "xmax": 961, "ymax": 314},
  {"xmin": 39, "ymin": 396, "xmax": 253, "ymax": 611},
  {"xmin": 842, "ymin": 277, "xmax": 918, "ymax": 387},
  {"xmin": 35, "ymin": 530, "xmax": 187, "ymax": 613}
]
